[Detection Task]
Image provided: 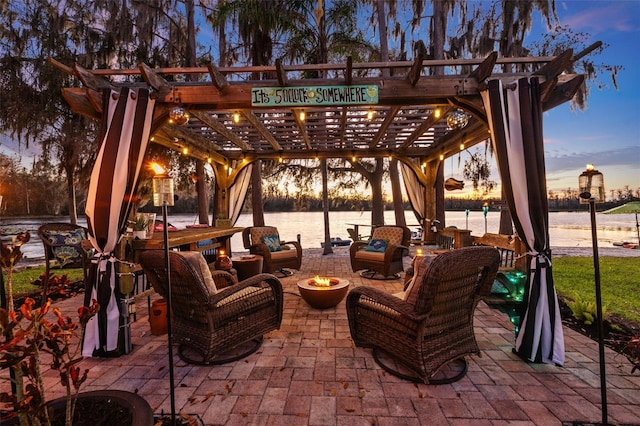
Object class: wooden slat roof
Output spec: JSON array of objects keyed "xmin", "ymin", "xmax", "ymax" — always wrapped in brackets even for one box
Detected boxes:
[{"xmin": 54, "ymin": 51, "xmax": 585, "ymax": 166}]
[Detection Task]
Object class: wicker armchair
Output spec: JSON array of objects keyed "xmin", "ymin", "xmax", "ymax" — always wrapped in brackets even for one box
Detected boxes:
[
  {"xmin": 346, "ymin": 246, "xmax": 500, "ymax": 384},
  {"xmin": 139, "ymin": 250, "xmax": 283, "ymax": 365},
  {"xmin": 38, "ymin": 223, "xmax": 92, "ymax": 300},
  {"xmin": 242, "ymin": 226, "xmax": 302, "ymax": 276},
  {"xmin": 349, "ymin": 225, "xmax": 410, "ymax": 279}
]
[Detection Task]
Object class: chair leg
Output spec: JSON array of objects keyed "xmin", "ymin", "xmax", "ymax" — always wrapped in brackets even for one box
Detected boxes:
[
  {"xmin": 372, "ymin": 348, "xmax": 468, "ymax": 384},
  {"xmin": 178, "ymin": 337, "xmax": 264, "ymax": 365},
  {"xmin": 359, "ymin": 269, "xmax": 399, "ymax": 280},
  {"xmin": 274, "ymin": 268, "xmax": 293, "ymax": 278}
]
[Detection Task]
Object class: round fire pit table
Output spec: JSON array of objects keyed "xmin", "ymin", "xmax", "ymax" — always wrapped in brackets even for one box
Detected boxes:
[{"xmin": 297, "ymin": 277, "xmax": 350, "ymax": 309}]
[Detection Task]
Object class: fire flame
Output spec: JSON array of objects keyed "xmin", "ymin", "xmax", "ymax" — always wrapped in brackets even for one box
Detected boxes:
[{"xmin": 313, "ymin": 275, "xmax": 331, "ymax": 287}]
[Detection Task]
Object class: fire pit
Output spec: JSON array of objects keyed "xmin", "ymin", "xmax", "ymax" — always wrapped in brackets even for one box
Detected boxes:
[{"xmin": 297, "ymin": 276, "xmax": 350, "ymax": 309}]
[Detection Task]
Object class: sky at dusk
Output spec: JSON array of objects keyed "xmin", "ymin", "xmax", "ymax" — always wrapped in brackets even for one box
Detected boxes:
[
  {"xmin": 540, "ymin": 0, "xmax": 640, "ymax": 194},
  {"xmin": 1, "ymin": 0, "xmax": 638, "ymax": 199}
]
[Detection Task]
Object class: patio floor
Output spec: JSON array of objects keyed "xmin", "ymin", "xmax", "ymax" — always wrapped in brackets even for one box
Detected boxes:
[{"xmin": 36, "ymin": 247, "xmax": 640, "ymax": 425}]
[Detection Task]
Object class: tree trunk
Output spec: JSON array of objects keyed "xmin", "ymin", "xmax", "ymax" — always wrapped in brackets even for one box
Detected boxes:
[
  {"xmin": 376, "ymin": 0, "xmax": 390, "ymax": 78},
  {"xmin": 321, "ymin": 159, "xmax": 333, "ymax": 255},
  {"xmin": 498, "ymin": 186, "xmax": 513, "ymax": 234},
  {"xmin": 251, "ymin": 160, "xmax": 265, "ymax": 226},
  {"xmin": 390, "ymin": 159, "xmax": 405, "ymax": 226},
  {"xmin": 195, "ymin": 160, "xmax": 209, "ymax": 225},
  {"xmin": 370, "ymin": 158, "xmax": 385, "ymax": 226},
  {"xmin": 66, "ymin": 166, "xmax": 78, "ymax": 224}
]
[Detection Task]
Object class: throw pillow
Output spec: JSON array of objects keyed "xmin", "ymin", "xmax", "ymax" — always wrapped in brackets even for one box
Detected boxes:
[
  {"xmin": 364, "ymin": 238, "xmax": 388, "ymax": 252},
  {"xmin": 261, "ymin": 235, "xmax": 282, "ymax": 252}
]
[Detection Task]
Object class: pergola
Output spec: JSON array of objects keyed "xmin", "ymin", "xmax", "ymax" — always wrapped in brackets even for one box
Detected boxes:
[
  {"xmin": 54, "ymin": 50, "xmax": 590, "ymax": 365},
  {"xmin": 52, "ymin": 49, "xmax": 585, "ymax": 230}
]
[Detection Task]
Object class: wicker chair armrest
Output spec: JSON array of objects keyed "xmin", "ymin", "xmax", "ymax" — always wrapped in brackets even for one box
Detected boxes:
[
  {"xmin": 210, "ymin": 269, "xmax": 237, "ymax": 290},
  {"xmin": 383, "ymin": 243, "xmax": 407, "ymax": 259},
  {"xmin": 347, "ymin": 286, "xmax": 420, "ymax": 319},
  {"xmin": 249, "ymin": 243, "xmax": 271, "ymax": 257},
  {"xmin": 349, "ymin": 240, "xmax": 369, "ymax": 255},
  {"xmin": 209, "ymin": 273, "xmax": 282, "ymax": 305},
  {"xmin": 280, "ymin": 240, "xmax": 301, "ymax": 250}
]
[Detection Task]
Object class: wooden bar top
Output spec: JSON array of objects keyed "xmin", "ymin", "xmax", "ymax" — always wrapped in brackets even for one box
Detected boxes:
[{"xmin": 131, "ymin": 226, "xmax": 244, "ymax": 251}]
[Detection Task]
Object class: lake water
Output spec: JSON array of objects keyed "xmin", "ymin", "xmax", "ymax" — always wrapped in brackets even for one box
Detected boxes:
[{"xmin": 1, "ymin": 209, "xmax": 638, "ymax": 261}]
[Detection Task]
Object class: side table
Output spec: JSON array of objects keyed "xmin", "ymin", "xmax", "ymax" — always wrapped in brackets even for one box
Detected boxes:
[{"xmin": 233, "ymin": 255, "xmax": 264, "ymax": 281}]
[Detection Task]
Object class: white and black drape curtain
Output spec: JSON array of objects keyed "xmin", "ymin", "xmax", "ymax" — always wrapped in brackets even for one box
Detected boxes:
[
  {"xmin": 83, "ymin": 87, "xmax": 156, "ymax": 356},
  {"xmin": 400, "ymin": 161, "xmax": 426, "ymax": 226},
  {"xmin": 481, "ymin": 77, "xmax": 564, "ymax": 365},
  {"xmin": 228, "ymin": 163, "xmax": 252, "ymax": 225}
]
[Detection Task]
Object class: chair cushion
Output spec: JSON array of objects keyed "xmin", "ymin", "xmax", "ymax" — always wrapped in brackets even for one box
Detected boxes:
[
  {"xmin": 181, "ymin": 251, "xmax": 217, "ymax": 294},
  {"xmin": 403, "ymin": 255, "xmax": 437, "ymax": 307},
  {"xmin": 270, "ymin": 249, "xmax": 298, "ymax": 260},
  {"xmin": 365, "ymin": 239, "xmax": 388, "ymax": 252},
  {"xmin": 261, "ymin": 235, "xmax": 282, "ymax": 252},
  {"xmin": 371, "ymin": 227, "xmax": 404, "ymax": 246},
  {"xmin": 354, "ymin": 250, "xmax": 384, "ymax": 261}
]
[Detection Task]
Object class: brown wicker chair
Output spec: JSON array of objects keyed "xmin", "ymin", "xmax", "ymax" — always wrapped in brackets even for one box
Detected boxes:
[
  {"xmin": 242, "ymin": 226, "xmax": 302, "ymax": 277},
  {"xmin": 38, "ymin": 223, "xmax": 92, "ymax": 300},
  {"xmin": 346, "ymin": 246, "xmax": 500, "ymax": 384},
  {"xmin": 349, "ymin": 225, "xmax": 411, "ymax": 279},
  {"xmin": 139, "ymin": 250, "xmax": 283, "ymax": 365}
]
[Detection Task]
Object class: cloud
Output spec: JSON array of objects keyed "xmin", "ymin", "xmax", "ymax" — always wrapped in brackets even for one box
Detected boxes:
[
  {"xmin": 545, "ymin": 145, "xmax": 639, "ymax": 173},
  {"xmin": 560, "ymin": 2, "xmax": 639, "ymax": 33}
]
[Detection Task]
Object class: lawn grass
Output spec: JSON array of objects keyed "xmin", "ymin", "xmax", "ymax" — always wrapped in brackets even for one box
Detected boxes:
[
  {"xmin": 553, "ymin": 256, "xmax": 640, "ymax": 324},
  {"xmin": 3, "ymin": 266, "xmax": 86, "ymax": 295}
]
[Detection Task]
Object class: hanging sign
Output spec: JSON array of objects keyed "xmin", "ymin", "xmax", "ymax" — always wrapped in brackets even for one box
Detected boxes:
[{"xmin": 251, "ymin": 85, "xmax": 378, "ymax": 107}]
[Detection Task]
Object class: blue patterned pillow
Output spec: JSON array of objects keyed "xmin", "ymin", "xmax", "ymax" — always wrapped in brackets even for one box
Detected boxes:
[
  {"xmin": 261, "ymin": 235, "xmax": 282, "ymax": 252},
  {"xmin": 46, "ymin": 229, "xmax": 87, "ymax": 267},
  {"xmin": 365, "ymin": 239, "xmax": 388, "ymax": 252}
]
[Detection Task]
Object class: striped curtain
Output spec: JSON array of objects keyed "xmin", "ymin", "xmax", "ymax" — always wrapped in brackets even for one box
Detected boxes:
[
  {"xmin": 83, "ymin": 87, "xmax": 156, "ymax": 356},
  {"xmin": 481, "ymin": 77, "xmax": 564, "ymax": 365},
  {"xmin": 229, "ymin": 163, "xmax": 252, "ymax": 225},
  {"xmin": 400, "ymin": 160, "xmax": 426, "ymax": 226}
]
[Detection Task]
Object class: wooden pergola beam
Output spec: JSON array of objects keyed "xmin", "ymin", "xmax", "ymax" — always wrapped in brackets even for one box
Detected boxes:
[
  {"xmin": 369, "ymin": 106, "xmax": 401, "ymax": 149},
  {"xmin": 241, "ymin": 111, "xmax": 282, "ymax": 151},
  {"xmin": 139, "ymin": 63, "xmax": 171, "ymax": 97},
  {"xmin": 400, "ymin": 106, "xmax": 452, "ymax": 150},
  {"xmin": 74, "ymin": 64, "xmax": 115, "ymax": 91},
  {"xmin": 189, "ymin": 110, "xmax": 252, "ymax": 151},
  {"xmin": 276, "ymin": 58, "xmax": 288, "ymax": 86},
  {"xmin": 206, "ymin": 62, "xmax": 229, "ymax": 93},
  {"xmin": 292, "ymin": 108, "xmax": 312, "ymax": 150}
]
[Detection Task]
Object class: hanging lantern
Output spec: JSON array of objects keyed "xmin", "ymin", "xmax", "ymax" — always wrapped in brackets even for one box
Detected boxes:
[
  {"xmin": 169, "ymin": 107, "xmax": 190, "ymax": 125},
  {"xmin": 446, "ymin": 109, "xmax": 470, "ymax": 130}
]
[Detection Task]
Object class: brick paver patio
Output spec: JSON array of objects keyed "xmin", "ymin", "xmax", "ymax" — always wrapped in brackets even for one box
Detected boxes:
[{"xmin": 17, "ymin": 247, "xmax": 640, "ymax": 425}]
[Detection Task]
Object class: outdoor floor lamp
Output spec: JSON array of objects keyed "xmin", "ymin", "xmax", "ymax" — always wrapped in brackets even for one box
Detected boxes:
[
  {"xmin": 152, "ymin": 164, "xmax": 176, "ymax": 425},
  {"xmin": 579, "ymin": 164, "xmax": 607, "ymax": 425}
]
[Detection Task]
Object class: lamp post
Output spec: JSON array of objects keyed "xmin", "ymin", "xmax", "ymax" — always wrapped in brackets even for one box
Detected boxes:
[
  {"xmin": 465, "ymin": 209, "xmax": 470, "ymax": 230},
  {"xmin": 482, "ymin": 203, "xmax": 489, "ymax": 234},
  {"xmin": 579, "ymin": 164, "xmax": 607, "ymax": 425},
  {"xmin": 152, "ymin": 164, "xmax": 176, "ymax": 425}
]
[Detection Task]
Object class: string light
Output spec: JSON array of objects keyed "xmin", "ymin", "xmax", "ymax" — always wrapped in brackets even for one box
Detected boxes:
[
  {"xmin": 367, "ymin": 107, "xmax": 374, "ymax": 120},
  {"xmin": 433, "ymin": 108, "xmax": 441, "ymax": 119},
  {"xmin": 439, "ymin": 153, "xmax": 444, "ymax": 161},
  {"xmin": 299, "ymin": 110, "xmax": 306, "ymax": 121},
  {"xmin": 182, "ymin": 146, "xmax": 189, "ymax": 155},
  {"xmin": 232, "ymin": 111, "xmax": 240, "ymax": 124}
]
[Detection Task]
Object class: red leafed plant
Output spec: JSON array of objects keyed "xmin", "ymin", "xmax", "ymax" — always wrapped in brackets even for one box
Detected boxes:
[
  {"xmin": 1, "ymin": 230, "xmax": 99, "ymax": 426},
  {"xmin": 0, "ymin": 297, "xmax": 99, "ymax": 426}
]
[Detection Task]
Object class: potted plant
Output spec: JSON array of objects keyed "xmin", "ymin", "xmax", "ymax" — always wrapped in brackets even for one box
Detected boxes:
[
  {"xmin": 215, "ymin": 213, "xmax": 231, "ymax": 228},
  {"xmin": 132, "ymin": 213, "xmax": 153, "ymax": 239},
  {"xmin": 0, "ymin": 232, "xmax": 154, "ymax": 425}
]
